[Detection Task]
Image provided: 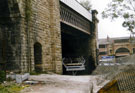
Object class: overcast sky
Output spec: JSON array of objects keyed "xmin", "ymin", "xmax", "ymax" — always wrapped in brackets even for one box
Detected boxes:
[{"xmin": 78, "ymin": 0, "xmax": 131, "ymax": 39}]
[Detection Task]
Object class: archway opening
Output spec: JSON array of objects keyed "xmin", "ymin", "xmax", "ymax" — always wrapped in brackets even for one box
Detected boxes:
[
  {"xmin": 34, "ymin": 42, "xmax": 42, "ymax": 72},
  {"xmin": 61, "ymin": 23, "xmax": 95, "ymax": 75},
  {"xmin": 115, "ymin": 48, "xmax": 130, "ymax": 58}
]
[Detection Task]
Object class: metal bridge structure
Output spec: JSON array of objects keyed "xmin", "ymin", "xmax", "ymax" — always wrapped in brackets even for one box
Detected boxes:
[
  {"xmin": 60, "ymin": 0, "xmax": 93, "ymax": 35},
  {"xmin": 60, "ymin": 0, "xmax": 98, "ymax": 75}
]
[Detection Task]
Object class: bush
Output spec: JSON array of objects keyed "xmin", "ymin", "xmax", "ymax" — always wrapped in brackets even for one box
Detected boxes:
[{"xmin": 0, "ymin": 71, "xmax": 6, "ymax": 83}]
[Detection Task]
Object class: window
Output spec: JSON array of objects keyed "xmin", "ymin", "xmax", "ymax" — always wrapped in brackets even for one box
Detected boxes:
[
  {"xmin": 99, "ymin": 45, "xmax": 106, "ymax": 48},
  {"xmin": 99, "ymin": 52, "xmax": 107, "ymax": 55}
]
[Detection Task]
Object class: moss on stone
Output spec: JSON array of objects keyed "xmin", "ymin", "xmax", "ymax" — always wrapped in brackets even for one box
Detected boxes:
[
  {"xmin": 25, "ymin": 0, "xmax": 32, "ymax": 22},
  {"xmin": 0, "ymin": 83, "xmax": 26, "ymax": 93},
  {"xmin": 0, "ymin": 71, "xmax": 6, "ymax": 83}
]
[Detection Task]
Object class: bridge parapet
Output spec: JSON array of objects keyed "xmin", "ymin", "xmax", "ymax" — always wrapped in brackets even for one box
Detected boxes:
[{"xmin": 60, "ymin": 1, "xmax": 92, "ymax": 35}]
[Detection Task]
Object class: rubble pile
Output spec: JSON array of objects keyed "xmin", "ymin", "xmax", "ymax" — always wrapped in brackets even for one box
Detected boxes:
[{"xmin": 93, "ymin": 55, "xmax": 135, "ymax": 92}]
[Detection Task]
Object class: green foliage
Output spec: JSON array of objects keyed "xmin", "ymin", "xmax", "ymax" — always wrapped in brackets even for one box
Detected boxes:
[
  {"xmin": 0, "ymin": 83, "xmax": 24, "ymax": 93},
  {"xmin": 0, "ymin": 71, "xmax": 6, "ymax": 83},
  {"xmin": 25, "ymin": 0, "xmax": 32, "ymax": 22},
  {"xmin": 123, "ymin": 13, "xmax": 129, "ymax": 19},
  {"xmin": 30, "ymin": 71, "xmax": 41, "ymax": 75},
  {"xmin": 79, "ymin": 0, "xmax": 92, "ymax": 11},
  {"xmin": 102, "ymin": 0, "xmax": 135, "ymax": 32},
  {"xmin": 30, "ymin": 71, "xmax": 48, "ymax": 75}
]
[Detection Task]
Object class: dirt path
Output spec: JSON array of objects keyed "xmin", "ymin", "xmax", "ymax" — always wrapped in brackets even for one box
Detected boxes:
[{"xmin": 21, "ymin": 74, "xmax": 108, "ymax": 93}]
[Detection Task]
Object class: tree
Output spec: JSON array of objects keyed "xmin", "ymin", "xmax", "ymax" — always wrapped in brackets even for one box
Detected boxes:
[
  {"xmin": 79, "ymin": 0, "xmax": 92, "ymax": 11},
  {"xmin": 102, "ymin": 0, "xmax": 135, "ymax": 33}
]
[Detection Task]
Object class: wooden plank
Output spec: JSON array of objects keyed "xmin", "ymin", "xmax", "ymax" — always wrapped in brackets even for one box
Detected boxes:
[{"xmin": 98, "ymin": 80, "xmax": 120, "ymax": 93}]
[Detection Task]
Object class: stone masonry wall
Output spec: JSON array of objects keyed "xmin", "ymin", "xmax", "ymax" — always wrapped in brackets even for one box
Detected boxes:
[
  {"xmin": 0, "ymin": 0, "xmax": 62, "ymax": 74},
  {"xmin": 0, "ymin": 0, "xmax": 98, "ymax": 74},
  {"xmin": 19, "ymin": 0, "xmax": 62, "ymax": 74}
]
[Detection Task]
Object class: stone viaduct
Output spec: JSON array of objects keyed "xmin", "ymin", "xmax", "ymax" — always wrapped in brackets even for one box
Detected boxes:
[{"xmin": 0, "ymin": 0, "xmax": 98, "ymax": 74}]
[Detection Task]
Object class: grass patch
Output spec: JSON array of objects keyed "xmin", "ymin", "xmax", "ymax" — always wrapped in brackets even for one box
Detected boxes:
[
  {"xmin": 25, "ymin": 0, "xmax": 32, "ymax": 22},
  {"xmin": 0, "ymin": 83, "xmax": 27, "ymax": 93},
  {"xmin": 30, "ymin": 71, "xmax": 48, "ymax": 75}
]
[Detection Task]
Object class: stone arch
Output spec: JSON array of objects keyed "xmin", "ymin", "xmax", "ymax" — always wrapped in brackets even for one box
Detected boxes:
[
  {"xmin": 34, "ymin": 42, "xmax": 42, "ymax": 72},
  {"xmin": 0, "ymin": 0, "xmax": 20, "ymax": 20},
  {"xmin": 0, "ymin": 28, "xmax": 7, "ymax": 70},
  {"xmin": 115, "ymin": 48, "xmax": 130, "ymax": 53},
  {"xmin": 0, "ymin": 0, "xmax": 10, "ymax": 17},
  {"xmin": 115, "ymin": 46, "xmax": 131, "ymax": 53},
  {"xmin": 115, "ymin": 47, "xmax": 130, "ymax": 57}
]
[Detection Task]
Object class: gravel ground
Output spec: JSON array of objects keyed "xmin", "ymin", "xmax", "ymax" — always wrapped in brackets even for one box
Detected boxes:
[{"xmin": 21, "ymin": 74, "xmax": 109, "ymax": 93}]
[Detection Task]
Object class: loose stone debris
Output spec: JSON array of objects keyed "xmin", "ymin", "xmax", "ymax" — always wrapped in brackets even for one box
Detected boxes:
[
  {"xmin": 7, "ymin": 73, "xmax": 30, "ymax": 83},
  {"xmin": 94, "ymin": 55, "xmax": 135, "ymax": 92}
]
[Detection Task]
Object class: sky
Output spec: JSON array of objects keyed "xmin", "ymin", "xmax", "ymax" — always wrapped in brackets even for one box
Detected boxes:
[{"xmin": 78, "ymin": 0, "xmax": 131, "ymax": 39}]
